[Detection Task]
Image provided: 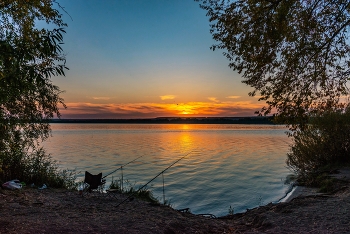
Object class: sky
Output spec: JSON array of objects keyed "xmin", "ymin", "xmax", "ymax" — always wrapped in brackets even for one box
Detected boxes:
[{"xmin": 52, "ymin": 0, "xmax": 264, "ymax": 119}]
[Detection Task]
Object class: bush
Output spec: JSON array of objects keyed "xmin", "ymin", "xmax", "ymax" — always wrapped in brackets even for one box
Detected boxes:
[
  {"xmin": 287, "ymin": 107, "xmax": 350, "ymax": 182},
  {"xmin": 0, "ymin": 144, "xmax": 77, "ymax": 189}
]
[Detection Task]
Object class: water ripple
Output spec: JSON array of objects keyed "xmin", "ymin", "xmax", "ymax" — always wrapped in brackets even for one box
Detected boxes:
[{"xmin": 44, "ymin": 124, "xmax": 290, "ymax": 216}]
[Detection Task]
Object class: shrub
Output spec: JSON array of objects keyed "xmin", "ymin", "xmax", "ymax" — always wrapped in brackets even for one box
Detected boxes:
[
  {"xmin": 287, "ymin": 107, "xmax": 350, "ymax": 182},
  {"xmin": 0, "ymin": 144, "xmax": 77, "ymax": 189}
]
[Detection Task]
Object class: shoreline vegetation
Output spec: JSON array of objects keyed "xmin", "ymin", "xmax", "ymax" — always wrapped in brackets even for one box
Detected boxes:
[
  {"xmin": 49, "ymin": 116, "xmax": 275, "ymax": 124},
  {"xmin": 1, "ymin": 168, "xmax": 349, "ymax": 233},
  {"xmin": 2, "ymin": 1, "xmax": 350, "ymax": 232}
]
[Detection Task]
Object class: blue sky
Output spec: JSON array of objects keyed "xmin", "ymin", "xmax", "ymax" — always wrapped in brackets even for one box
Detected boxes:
[{"xmin": 52, "ymin": 0, "xmax": 263, "ymax": 118}]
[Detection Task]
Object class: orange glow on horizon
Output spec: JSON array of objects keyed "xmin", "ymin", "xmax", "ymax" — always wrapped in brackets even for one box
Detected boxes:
[
  {"xmin": 58, "ymin": 100, "xmax": 264, "ymax": 118},
  {"xmin": 175, "ymin": 104, "xmax": 198, "ymax": 115}
]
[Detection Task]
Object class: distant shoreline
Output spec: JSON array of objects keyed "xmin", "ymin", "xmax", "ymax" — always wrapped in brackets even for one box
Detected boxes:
[{"xmin": 50, "ymin": 116, "xmax": 274, "ymax": 124}]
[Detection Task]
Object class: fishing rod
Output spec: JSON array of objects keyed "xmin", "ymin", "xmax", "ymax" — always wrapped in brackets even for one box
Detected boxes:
[
  {"xmin": 102, "ymin": 155, "xmax": 143, "ymax": 179},
  {"xmin": 115, "ymin": 151, "xmax": 192, "ymax": 207}
]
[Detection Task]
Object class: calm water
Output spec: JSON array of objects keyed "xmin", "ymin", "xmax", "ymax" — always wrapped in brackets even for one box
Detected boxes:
[{"xmin": 43, "ymin": 124, "xmax": 292, "ymax": 216}]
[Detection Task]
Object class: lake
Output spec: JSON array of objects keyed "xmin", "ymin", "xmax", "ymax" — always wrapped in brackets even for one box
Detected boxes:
[{"xmin": 43, "ymin": 124, "xmax": 292, "ymax": 216}]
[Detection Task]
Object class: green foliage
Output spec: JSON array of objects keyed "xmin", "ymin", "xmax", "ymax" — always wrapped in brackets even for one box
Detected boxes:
[
  {"xmin": 197, "ymin": 0, "xmax": 350, "ymax": 127},
  {"xmin": 0, "ymin": 1, "xmax": 69, "ymax": 187},
  {"xmin": 198, "ymin": 0, "xmax": 350, "ymax": 190},
  {"xmin": 131, "ymin": 187, "xmax": 159, "ymax": 204},
  {"xmin": 318, "ymin": 176, "xmax": 337, "ymax": 193},
  {"xmin": 109, "ymin": 177, "xmax": 122, "ymax": 190},
  {"xmin": 109, "ymin": 178, "xmax": 159, "ymax": 204},
  {"xmin": 296, "ymin": 172, "xmax": 342, "ymax": 193},
  {"xmin": 287, "ymin": 107, "xmax": 350, "ymax": 180},
  {"xmin": 228, "ymin": 205, "xmax": 234, "ymax": 215},
  {"xmin": 0, "ymin": 143, "xmax": 77, "ymax": 189}
]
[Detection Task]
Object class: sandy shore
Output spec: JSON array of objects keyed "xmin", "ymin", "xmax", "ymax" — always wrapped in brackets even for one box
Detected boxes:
[
  {"xmin": 280, "ymin": 185, "xmax": 319, "ymax": 203},
  {"xmin": 1, "ymin": 169, "xmax": 350, "ymax": 233}
]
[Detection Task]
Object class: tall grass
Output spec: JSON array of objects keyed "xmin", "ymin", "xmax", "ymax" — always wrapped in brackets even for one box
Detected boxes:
[
  {"xmin": 109, "ymin": 177, "xmax": 159, "ymax": 204},
  {"xmin": 0, "ymin": 146, "xmax": 77, "ymax": 189}
]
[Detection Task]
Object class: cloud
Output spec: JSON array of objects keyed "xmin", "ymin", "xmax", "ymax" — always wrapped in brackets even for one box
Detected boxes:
[
  {"xmin": 59, "ymin": 100, "xmax": 264, "ymax": 119},
  {"xmin": 160, "ymin": 95, "xmax": 176, "ymax": 100},
  {"xmin": 208, "ymin": 97, "xmax": 219, "ymax": 102},
  {"xmin": 92, "ymin": 97, "xmax": 111, "ymax": 100},
  {"xmin": 226, "ymin": 96, "xmax": 241, "ymax": 99}
]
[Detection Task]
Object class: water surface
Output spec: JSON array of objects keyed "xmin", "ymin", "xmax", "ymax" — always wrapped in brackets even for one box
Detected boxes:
[{"xmin": 44, "ymin": 124, "xmax": 291, "ymax": 216}]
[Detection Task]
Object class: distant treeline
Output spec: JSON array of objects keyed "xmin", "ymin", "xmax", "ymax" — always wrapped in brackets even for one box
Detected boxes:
[{"xmin": 50, "ymin": 117, "xmax": 274, "ymax": 124}]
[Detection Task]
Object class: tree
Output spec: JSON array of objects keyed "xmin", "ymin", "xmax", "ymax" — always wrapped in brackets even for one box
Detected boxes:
[
  {"xmin": 0, "ymin": 0, "xmax": 69, "ymax": 185},
  {"xmin": 197, "ymin": 0, "xmax": 350, "ymax": 127}
]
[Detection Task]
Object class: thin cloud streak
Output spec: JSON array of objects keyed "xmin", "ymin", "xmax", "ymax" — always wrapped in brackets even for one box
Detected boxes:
[
  {"xmin": 208, "ymin": 97, "xmax": 219, "ymax": 102},
  {"xmin": 92, "ymin": 97, "xmax": 111, "ymax": 100},
  {"xmin": 226, "ymin": 96, "xmax": 241, "ymax": 99},
  {"xmin": 160, "ymin": 95, "xmax": 176, "ymax": 100}
]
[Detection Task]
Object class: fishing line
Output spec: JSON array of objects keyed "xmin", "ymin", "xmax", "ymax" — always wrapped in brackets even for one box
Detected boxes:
[
  {"xmin": 115, "ymin": 151, "xmax": 192, "ymax": 207},
  {"xmin": 103, "ymin": 155, "xmax": 143, "ymax": 179},
  {"xmin": 121, "ymin": 166, "xmax": 124, "ymax": 191},
  {"xmin": 162, "ymin": 172, "xmax": 165, "ymax": 205}
]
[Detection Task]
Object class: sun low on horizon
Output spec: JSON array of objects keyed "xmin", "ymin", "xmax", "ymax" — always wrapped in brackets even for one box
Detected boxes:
[
  {"xmin": 52, "ymin": 0, "xmax": 265, "ymax": 119},
  {"xmin": 57, "ymin": 97, "xmax": 264, "ymax": 119}
]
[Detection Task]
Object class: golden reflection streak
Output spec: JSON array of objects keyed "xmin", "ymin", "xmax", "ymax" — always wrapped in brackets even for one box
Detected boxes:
[
  {"xmin": 181, "ymin": 124, "xmax": 190, "ymax": 130},
  {"xmin": 178, "ymin": 133, "xmax": 193, "ymax": 151}
]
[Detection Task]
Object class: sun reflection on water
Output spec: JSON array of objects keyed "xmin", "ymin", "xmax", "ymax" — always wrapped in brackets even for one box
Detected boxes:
[{"xmin": 45, "ymin": 124, "xmax": 290, "ymax": 216}]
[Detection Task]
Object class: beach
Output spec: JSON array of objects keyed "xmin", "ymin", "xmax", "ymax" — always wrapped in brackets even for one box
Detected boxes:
[{"xmin": 1, "ymin": 168, "xmax": 349, "ymax": 233}]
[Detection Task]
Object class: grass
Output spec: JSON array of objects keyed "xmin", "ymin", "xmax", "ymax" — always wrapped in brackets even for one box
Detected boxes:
[
  {"xmin": 0, "ymin": 147, "xmax": 78, "ymax": 189},
  {"xmin": 295, "ymin": 167, "xmax": 348, "ymax": 194},
  {"xmin": 228, "ymin": 205, "xmax": 234, "ymax": 215},
  {"xmin": 109, "ymin": 177, "xmax": 160, "ymax": 204}
]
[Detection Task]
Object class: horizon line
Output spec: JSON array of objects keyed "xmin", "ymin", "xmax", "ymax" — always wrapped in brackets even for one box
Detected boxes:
[{"xmin": 53, "ymin": 116, "xmax": 270, "ymax": 120}]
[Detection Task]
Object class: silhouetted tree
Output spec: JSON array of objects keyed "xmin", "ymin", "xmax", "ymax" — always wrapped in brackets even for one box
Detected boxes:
[
  {"xmin": 197, "ymin": 0, "xmax": 350, "ymax": 127},
  {"xmin": 0, "ymin": 0, "xmax": 68, "ymax": 183}
]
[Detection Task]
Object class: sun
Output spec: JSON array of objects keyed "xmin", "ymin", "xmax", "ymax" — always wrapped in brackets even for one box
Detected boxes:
[
  {"xmin": 178, "ymin": 104, "xmax": 196, "ymax": 115},
  {"xmin": 166, "ymin": 103, "xmax": 202, "ymax": 116}
]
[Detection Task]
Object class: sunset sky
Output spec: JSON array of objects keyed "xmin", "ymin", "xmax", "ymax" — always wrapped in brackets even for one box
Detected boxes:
[{"xmin": 53, "ymin": 0, "xmax": 264, "ymax": 119}]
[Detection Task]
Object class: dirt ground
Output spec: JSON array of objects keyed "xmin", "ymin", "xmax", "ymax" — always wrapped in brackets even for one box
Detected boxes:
[{"xmin": 1, "ymin": 169, "xmax": 350, "ymax": 233}]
